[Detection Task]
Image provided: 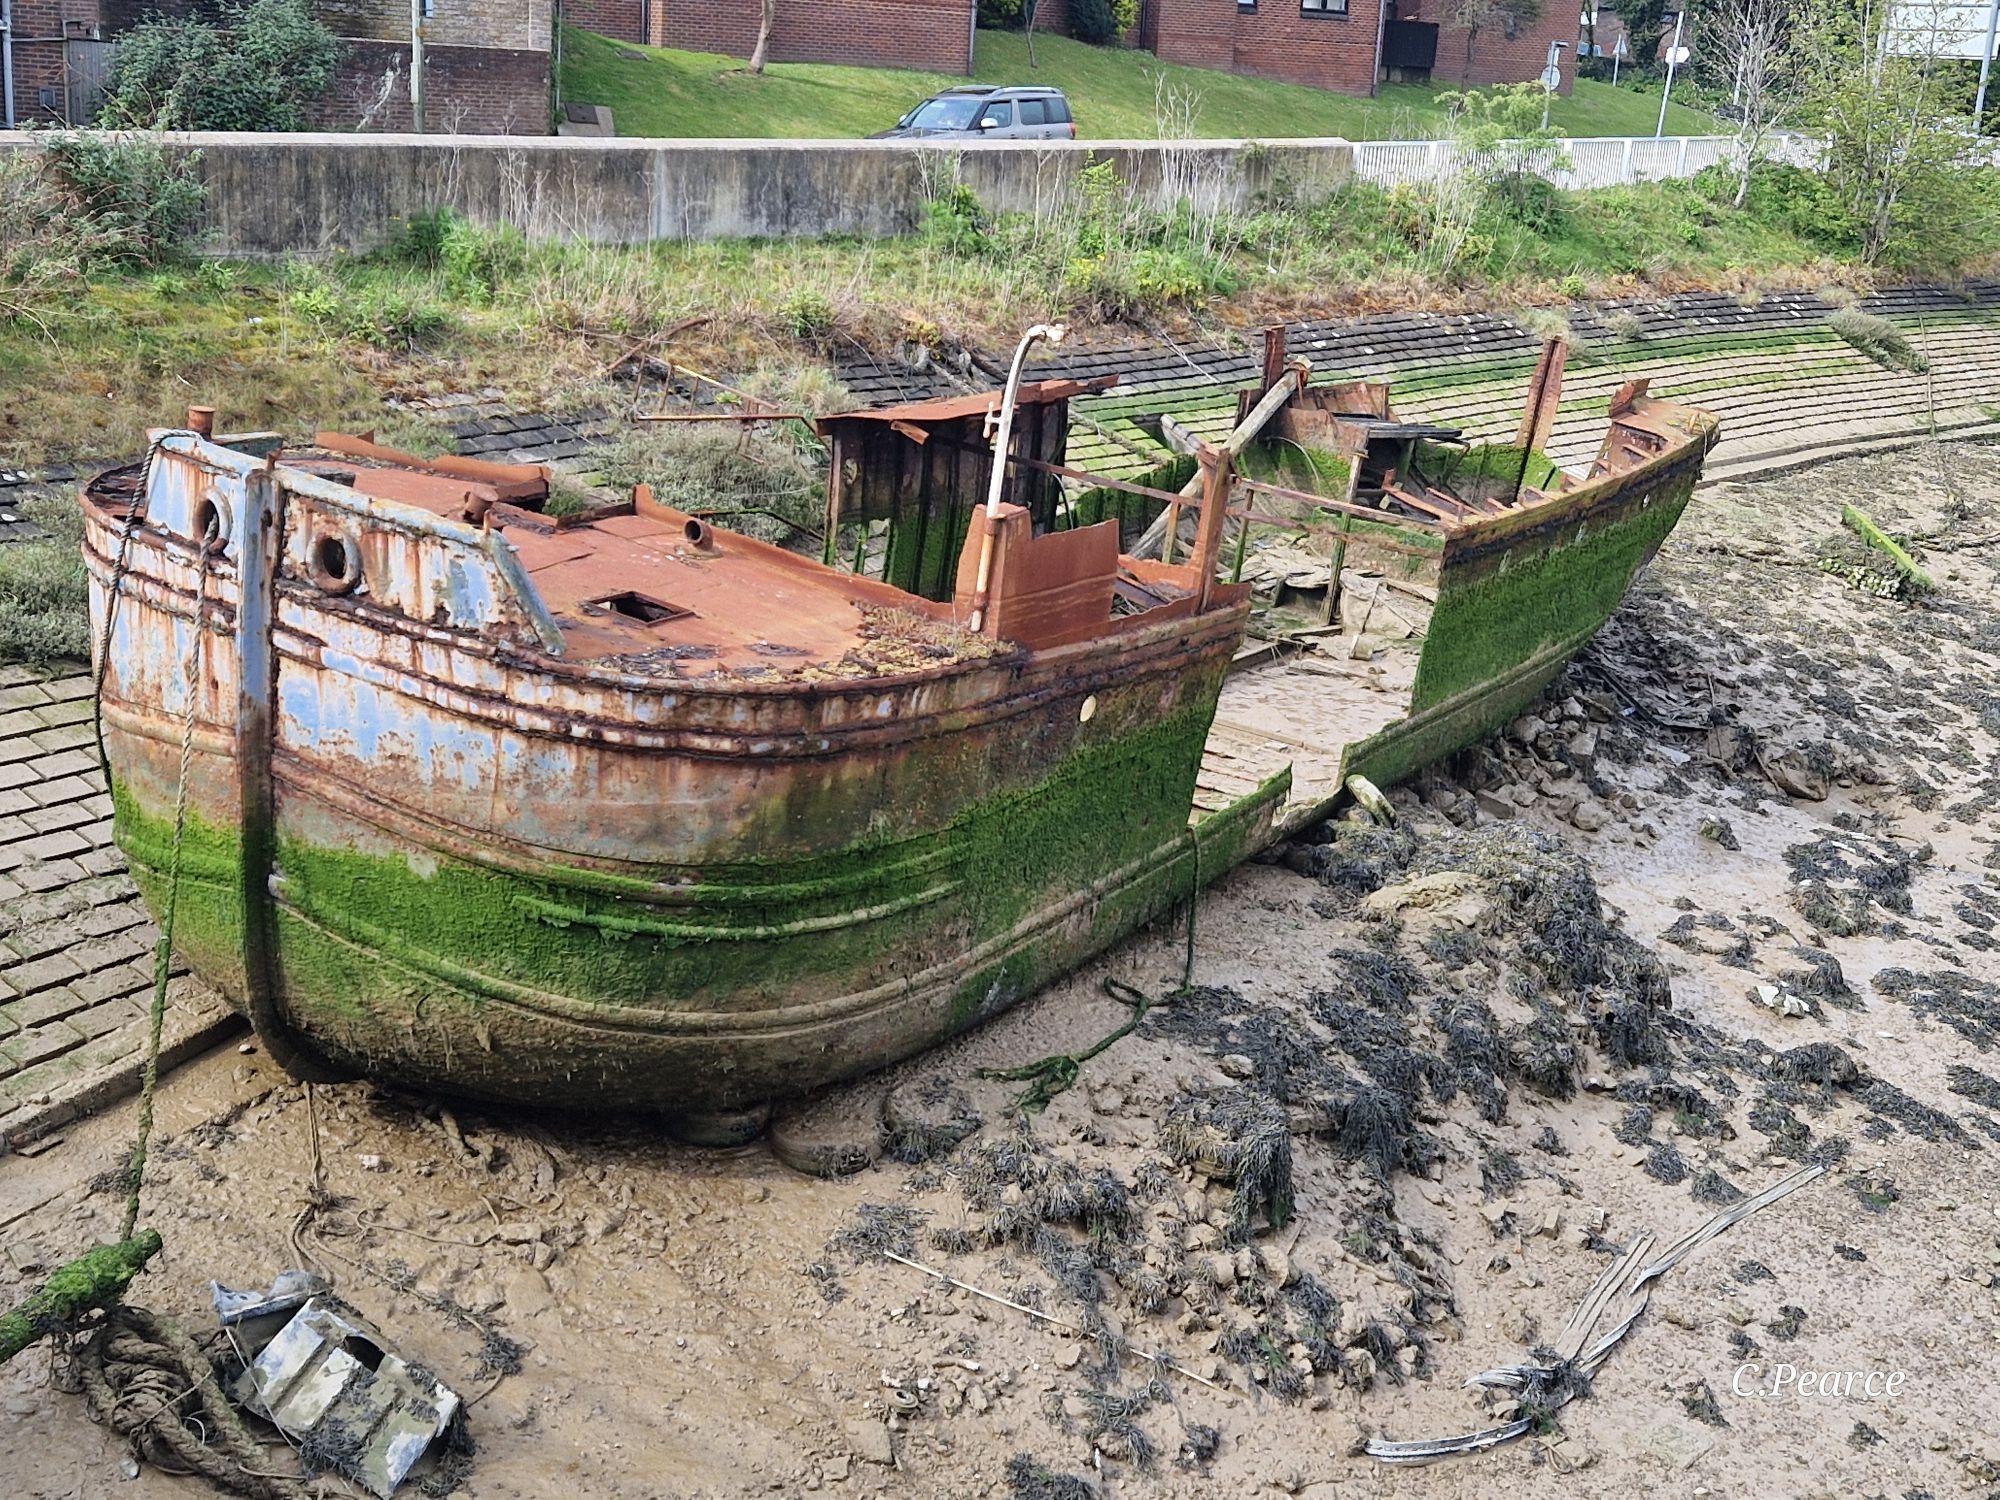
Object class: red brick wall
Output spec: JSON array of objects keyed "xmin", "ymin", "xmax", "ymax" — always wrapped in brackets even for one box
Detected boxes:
[
  {"xmin": 310, "ymin": 39, "xmax": 552, "ymax": 132},
  {"xmin": 1149, "ymin": 0, "xmax": 1384, "ymax": 95},
  {"xmin": 8, "ymin": 0, "xmax": 103, "ymax": 122},
  {"xmin": 568, "ymin": 0, "xmax": 644, "ymax": 42},
  {"xmin": 1404, "ymin": 0, "xmax": 1574, "ymax": 91},
  {"xmin": 652, "ymin": 0, "xmax": 975, "ymax": 73}
]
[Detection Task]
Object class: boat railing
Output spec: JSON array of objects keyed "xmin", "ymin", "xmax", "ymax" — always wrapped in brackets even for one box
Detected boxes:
[{"xmin": 138, "ymin": 431, "xmax": 565, "ymax": 656}]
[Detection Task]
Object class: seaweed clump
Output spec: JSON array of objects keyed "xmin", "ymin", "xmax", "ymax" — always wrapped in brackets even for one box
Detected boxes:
[
  {"xmin": 1158, "ymin": 1090, "xmax": 1294, "ymax": 1240},
  {"xmin": 1005, "ymin": 1453, "xmax": 1097, "ymax": 1500},
  {"xmin": 1783, "ymin": 830, "xmax": 1926, "ymax": 937}
]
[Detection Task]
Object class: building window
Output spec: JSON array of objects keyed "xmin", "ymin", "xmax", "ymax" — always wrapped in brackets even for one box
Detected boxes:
[
  {"xmin": 1301, "ymin": 0, "xmax": 1348, "ymax": 14},
  {"xmin": 1238, "ymin": 0, "xmax": 1256, "ymax": 9}
]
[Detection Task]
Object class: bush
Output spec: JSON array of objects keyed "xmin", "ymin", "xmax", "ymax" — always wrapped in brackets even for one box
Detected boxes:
[
  {"xmin": 1706, "ymin": 162, "xmax": 1860, "ymax": 251},
  {"xmin": 1828, "ymin": 306, "xmax": 1929, "ymax": 373},
  {"xmin": 30, "ymin": 133, "xmax": 205, "ymax": 269},
  {"xmin": 99, "ymin": 0, "xmax": 335, "ymax": 131},
  {"xmin": 780, "ymin": 287, "xmax": 838, "ymax": 348},
  {"xmin": 1069, "ymin": 0, "xmax": 1119, "ymax": 43},
  {"xmin": 923, "ymin": 183, "xmax": 991, "ymax": 257}
]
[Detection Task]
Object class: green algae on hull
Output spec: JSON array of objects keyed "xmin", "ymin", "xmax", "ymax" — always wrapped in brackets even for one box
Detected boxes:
[{"xmin": 111, "ymin": 684, "xmax": 1271, "ymax": 1111}]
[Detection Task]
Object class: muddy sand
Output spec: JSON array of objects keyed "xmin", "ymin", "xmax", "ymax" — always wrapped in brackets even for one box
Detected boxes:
[{"xmin": 5, "ymin": 442, "xmax": 2000, "ymax": 1500}]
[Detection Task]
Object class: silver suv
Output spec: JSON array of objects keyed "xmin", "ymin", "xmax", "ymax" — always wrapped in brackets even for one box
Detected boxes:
[{"xmin": 872, "ymin": 86, "xmax": 1076, "ymax": 141}]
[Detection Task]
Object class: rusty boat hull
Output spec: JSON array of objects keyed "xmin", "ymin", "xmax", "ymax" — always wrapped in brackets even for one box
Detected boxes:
[{"xmin": 86, "ymin": 434, "xmax": 1273, "ymax": 1113}]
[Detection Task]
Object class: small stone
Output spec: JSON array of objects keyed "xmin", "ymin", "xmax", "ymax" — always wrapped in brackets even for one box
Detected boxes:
[
  {"xmin": 1063, "ymin": 1396, "xmax": 1092, "ymax": 1420},
  {"xmin": 1209, "ymin": 1253, "xmax": 1237, "ymax": 1288},
  {"xmin": 967, "ymin": 1383, "xmax": 990, "ymax": 1412},
  {"xmin": 821, "ymin": 1455, "xmax": 850, "ymax": 1483},
  {"xmin": 1475, "ymin": 790, "xmax": 1516, "ymax": 820},
  {"xmin": 848, "ymin": 1421, "xmax": 894, "ymax": 1466},
  {"xmin": 502, "ymin": 1267, "xmax": 556, "ymax": 1319},
  {"xmin": 1217, "ymin": 1054, "xmax": 1257, "ymax": 1080},
  {"xmin": 357, "ymin": 1154, "xmax": 388, "ymax": 1172},
  {"xmin": 1571, "ymin": 800, "xmax": 1611, "ymax": 832},
  {"xmin": 1056, "ymin": 1344, "xmax": 1083, "ymax": 1370},
  {"xmin": 1257, "ymin": 1243, "xmax": 1296, "ymax": 1287}
]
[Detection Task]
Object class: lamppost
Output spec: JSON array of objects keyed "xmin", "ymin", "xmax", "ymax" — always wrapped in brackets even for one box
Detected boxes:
[{"xmin": 1655, "ymin": 7, "xmax": 1689, "ymax": 139}]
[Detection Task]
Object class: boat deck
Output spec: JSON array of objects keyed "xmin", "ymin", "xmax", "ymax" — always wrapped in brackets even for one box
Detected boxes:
[{"xmin": 1195, "ymin": 642, "xmax": 1419, "ymax": 835}]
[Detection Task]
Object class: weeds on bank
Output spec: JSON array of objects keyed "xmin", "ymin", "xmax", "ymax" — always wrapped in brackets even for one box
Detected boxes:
[
  {"xmin": 6, "ymin": 118, "xmax": 2000, "ymax": 469},
  {"xmin": 0, "ymin": 494, "xmax": 92, "ymax": 668}
]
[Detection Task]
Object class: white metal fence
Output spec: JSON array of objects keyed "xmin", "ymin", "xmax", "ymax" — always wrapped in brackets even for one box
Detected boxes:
[{"xmin": 1351, "ymin": 132, "xmax": 1821, "ymax": 191}]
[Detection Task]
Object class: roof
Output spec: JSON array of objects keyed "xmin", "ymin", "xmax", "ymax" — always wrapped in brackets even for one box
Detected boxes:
[{"xmin": 816, "ymin": 376, "xmax": 1118, "ymax": 432}]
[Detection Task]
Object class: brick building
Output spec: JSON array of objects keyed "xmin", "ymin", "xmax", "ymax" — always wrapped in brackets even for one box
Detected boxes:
[
  {"xmin": 2, "ymin": 0, "xmax": 552, "ymax": 131},
  {"xmin": 565, "ymin": 0, "xmax": 978, "ymax": 74},
  {"xmin": 1142, "ymin": 0, "xmax": 1384, "ymax": 95},
  {"xmin": 1143, "ymin": 0, "xmax": 1571, "ymax": 96}
]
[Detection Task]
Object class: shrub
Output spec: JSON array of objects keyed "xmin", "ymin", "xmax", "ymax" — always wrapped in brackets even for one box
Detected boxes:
[
  {"xmin": 32, "ymin": 133, "xmax": 206, "ymax": 269},
  {"xmin": 1069, "ymin": 0, "xmax": 1119, "ymax": 43},
  {"xmin": 1828, "ymin": 307, "xmax": 1929, "ymax": 373},
  {"xmin": 923, "ymin": 183, "xmax": 991, "ymax": 257},
  {"xmin": 780, "ymin": 287, "xmax": 838, "ymax": 348},
  {"xmin": 1725, "ymin": 163, "xmax": 1860, "ymax": 251},
  {"xmin": 99, "ymin": 0, "xmax": 335, "ymax": 131}
]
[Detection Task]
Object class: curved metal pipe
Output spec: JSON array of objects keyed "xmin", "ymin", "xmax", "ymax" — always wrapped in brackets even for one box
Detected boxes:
[{"xmin": 968, "ymin": 322, "xmax": 1067, "ymax": 633}]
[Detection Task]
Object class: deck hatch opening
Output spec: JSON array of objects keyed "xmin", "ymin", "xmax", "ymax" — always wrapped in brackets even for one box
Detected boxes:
[{"xmin": 589, "ymin": 590, "xmax": 694, "ymax": 626}]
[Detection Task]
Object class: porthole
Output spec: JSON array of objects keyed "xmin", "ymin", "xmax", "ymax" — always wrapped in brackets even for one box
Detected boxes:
[
  {"xmin": 192, "ymin": 496, "xmax": 228, "ymax": 556},
  {"xmin": 311, "ymin": 533, "xmax": 361, "ymax": 595}
]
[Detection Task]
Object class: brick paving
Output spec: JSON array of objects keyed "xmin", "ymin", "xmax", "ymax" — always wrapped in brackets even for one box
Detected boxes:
[{"xmin": 0, "ymin": 666, "xmax": 233, "ymax": 1148}]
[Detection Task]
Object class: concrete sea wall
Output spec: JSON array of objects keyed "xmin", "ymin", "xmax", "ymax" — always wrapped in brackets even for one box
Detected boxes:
[{"xmin": 0, "ymin": 132, "xmax": 1355, "ymax": 256}]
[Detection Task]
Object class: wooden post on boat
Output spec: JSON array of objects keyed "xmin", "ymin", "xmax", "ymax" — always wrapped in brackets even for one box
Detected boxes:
[
  {"xmin": 1137, "ymin": 359, "xmax": 1309, "ymax": 563},
  {"xmin": 1510, "ymin": 338, "xmax": 1568, "ymax": 505},
  {"xmin": 1260, "ymin": 325, "xmax": 1288, "ymax": 399},
  {"xmin": 1193, "ymin": 442, "xmax": 1233, "ymax": 610}
]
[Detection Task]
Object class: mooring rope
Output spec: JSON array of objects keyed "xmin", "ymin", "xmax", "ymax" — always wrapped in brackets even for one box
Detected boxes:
[
  {"xmin": 76, "ymin": 1306, "xmax": 309, "ymax": 1500},
  {"xmin": 119, "ymin": 515, "xmax": 213, "ymax": 1241}
]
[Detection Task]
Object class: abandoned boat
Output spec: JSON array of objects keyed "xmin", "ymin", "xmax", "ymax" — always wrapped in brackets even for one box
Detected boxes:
[{"xmin": 84, "ymin": 335, "xmax": 1716, "ymax": 1116}]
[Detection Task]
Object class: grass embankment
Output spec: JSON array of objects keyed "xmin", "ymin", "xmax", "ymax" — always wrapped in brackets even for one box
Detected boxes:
[
  {"xmin": 0, "ymin": 172, "xmax": 1928, "ymax": 470},
  {"xmin": 559, "ymin": 27, "xmax": 1720, "ymax": 141}
]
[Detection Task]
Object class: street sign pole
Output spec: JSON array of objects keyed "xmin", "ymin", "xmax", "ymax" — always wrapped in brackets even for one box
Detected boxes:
[{"xmin": 1655, "ymin": 8, "xmax": 1687, "ymax": 139}]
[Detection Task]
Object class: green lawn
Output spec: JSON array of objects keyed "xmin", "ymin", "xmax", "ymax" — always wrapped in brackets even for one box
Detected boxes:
[{"xmin": 561, "ymin": 26, "xmax": 1720, "ymax": 142}]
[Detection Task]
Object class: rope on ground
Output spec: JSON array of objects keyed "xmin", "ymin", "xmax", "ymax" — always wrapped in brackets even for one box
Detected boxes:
[
  {"xmin": 75, "ymin": 1304, "xmax": 310, "ymax": 1500},
  {"xmin": 976, "ymin": 827, "xmax": 1206, "ymax": 1114}
]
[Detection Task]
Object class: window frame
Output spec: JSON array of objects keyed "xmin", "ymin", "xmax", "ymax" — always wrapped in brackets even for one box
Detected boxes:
[{"xmin": 1300, "ymin": 0, "xmax": 1349, "ymax": 15}]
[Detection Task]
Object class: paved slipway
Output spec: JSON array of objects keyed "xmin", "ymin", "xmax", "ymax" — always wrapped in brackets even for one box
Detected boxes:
[{"xmin": 4, "ymin": 299, "xmax": 2000, "ymax": 1500}]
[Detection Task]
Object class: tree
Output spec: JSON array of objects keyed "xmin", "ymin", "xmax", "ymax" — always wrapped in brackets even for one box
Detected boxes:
[
  {"xmin": 1439, "ymin": 0, "xmax": 1544, "ymax": 76},
  {"xmin": 98, "ymin": 0, "xmax": 335, "ymax": 132},
  {"xmin": 1699, "ymin": 0, "xmax": 1798, "ymax": 204},
  {"xmin": 748, "ymin": 0, "xmax": 777, "ymax": 73},
  {"xmin": 1794, "ymin": 0, "xmax": 1990, "ymax": 266}
]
